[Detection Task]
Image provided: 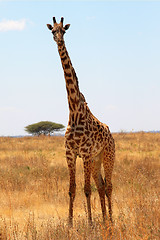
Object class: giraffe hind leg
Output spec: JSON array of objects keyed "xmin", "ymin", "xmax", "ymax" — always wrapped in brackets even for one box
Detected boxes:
[
  {"xmin": 83, "ymin": 158, "xmax": 92, "ymax": 225},
  {"xmin": 92, "ymin": 153, "xmax": 107, "ymax": 222},
  {"xmin": 104, "ymin": 176, "xmax": 113, "ymax": 222},
  {"xmin": 103, "ymin": 146, "xmax": 115, "ymax": 222}
]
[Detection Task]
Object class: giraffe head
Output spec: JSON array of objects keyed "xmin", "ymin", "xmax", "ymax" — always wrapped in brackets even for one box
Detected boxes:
[{"xmin": 47, "ymin": 17, "xmax": 70, "ymax": 46}]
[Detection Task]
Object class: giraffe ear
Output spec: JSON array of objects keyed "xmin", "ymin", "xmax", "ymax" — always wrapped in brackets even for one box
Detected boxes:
[
  {"xmin": 64, "ymin": 24, "xmax": 70, "ymax": 30},
  {"xmin": 47, "ymin": 24, "xmax": 53, "ymax": 30}
]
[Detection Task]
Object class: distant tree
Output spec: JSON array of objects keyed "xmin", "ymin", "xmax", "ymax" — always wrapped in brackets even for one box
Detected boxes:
[{"xmin": 25, "ymin": 121, "xmax": 65, "ymax": 136}]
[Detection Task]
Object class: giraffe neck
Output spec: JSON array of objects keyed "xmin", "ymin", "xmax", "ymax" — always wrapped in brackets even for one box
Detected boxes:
[{"xmin": 58, "ymin": 43, "xmax": 81, "ymax": 112}]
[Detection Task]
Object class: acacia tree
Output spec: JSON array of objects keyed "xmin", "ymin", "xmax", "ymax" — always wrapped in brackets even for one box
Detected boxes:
[{"xmin": 25, "ymin": 121, "xmax": 65, "ymax": 136}]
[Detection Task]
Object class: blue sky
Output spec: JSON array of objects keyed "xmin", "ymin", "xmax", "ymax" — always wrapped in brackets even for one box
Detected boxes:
[{"xmin": 0, "ymin": 1, "xmax": 160, "ymax": 136}]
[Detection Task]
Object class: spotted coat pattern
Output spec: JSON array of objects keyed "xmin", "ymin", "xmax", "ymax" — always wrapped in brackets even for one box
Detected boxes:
[{"xmin": 47, "ymin": 17, "xmax": 115, "ymax": 226}]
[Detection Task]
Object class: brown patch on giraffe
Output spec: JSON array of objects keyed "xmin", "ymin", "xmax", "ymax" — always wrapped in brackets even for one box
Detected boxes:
[
  {"xmin": 71, "ymin": 114, "xmax": 74, "ymax": 123},
  {"xmin": 86, "ymin": 142, "xmax": 91, "ymax": 147},
  {"xmin": 65, "ymin": 72, "xmax": 72, "ymax": 78},
  {"xmin": 81, "ymin": 141, "xmax": 86, "ymax": 147},
  {"xmin": 70, "ymin": 88, "xmax": 75, "ymax": 94},
  {"xmin": 66, "ymin": 78, "xmax": 73, "ymax": 86},
  {"xmin": 69, "ymin": 141, "xmax": 75, "ymax": 149},
  {"xmin": 93, "ymin": 121, "xmax": 96, "ymax": 126},
  {"xmin": 89, "ymin": 126, "xmax": 93, "ymax": 131},
  {"xmin": 66, "ymin": 150, "xmax": 72, "ymax": 156},
  {"xmin": 74, "ymin": 96, "xmax": 79, "ymax": 103},
  {"xmin": 82, "ymin": 136, "xmax": 86, "ymax": 143},
  {"xmin": 75, "ymin": 131, "xmax": 83, "ymax": 138},
  {"xmin": 85, "ymin": 130, "xmax": 90, "ymax": 136},
  {"xmin": 61, "ymin": 56, "xmax": 67, "ymax": 61},
  {"xmin": 88, "ymin": 118, "xmax": 92, "ymax": 124},
  {"xmin": 94, "ymin": 132, "xmax": 98, "ymax": 141},
  {"xmin": 89, "ymin": 146, "xmax": 92, "ymax": 152},
  {"xmin": 64, "ymin": 62, "xmax": 70, "ymax": 69},
  {"xmin": 85, "ymin": 124, "xmax": 89, "ymax": 131},
  {"xmin": 99, "ymin": 128, "xmax": 103, "ymax": 133},
  {"xmin": 81, "ymin": 147, "xmax": 88, "ymax": 153},
  {"xmin": 78, "ymin": 120, "xmax": 85, "ymax": 125},
  {"xmin": 66, "ymin": 133, "xmax": 74, "ymax": 140},
  {"xmin": 99, "ymin": 133, "xmax": 103, "ymax": 139},
  {"xmin": 67, "ymin": 156, "xmax": 74, "ymax": 161},
  {"xmin": 76, "ymin": 127, "xmax": 84, "ymax": 132},
  {"xmin": 61, "ymin": 51, "xmax": 65, "ymax": 57},
  {"xmin": 78, "ymin": 104, "xmax": 83, "ymax": 112},
  {"xmin": 75, "ymin": 139, "xmax": 81, "ymax": 145},
  {"xmin": 61, "ymin": 45, "xmax": 65, "ymax": 51},
  {"xmin": 90, "ymin": 133, "xmax": 94, "ymax": 138}
]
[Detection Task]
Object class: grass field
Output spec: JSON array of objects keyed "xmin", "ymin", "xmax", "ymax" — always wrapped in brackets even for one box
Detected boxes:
[{"xmin": 0, "ymin": 132, "xmax": 159, "ymax": 239}]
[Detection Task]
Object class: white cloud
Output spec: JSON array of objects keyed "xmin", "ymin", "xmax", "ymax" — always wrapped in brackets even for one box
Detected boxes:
[{"xmin": 0, "ymin": 19, "xmax": 26, "ymax": 32}]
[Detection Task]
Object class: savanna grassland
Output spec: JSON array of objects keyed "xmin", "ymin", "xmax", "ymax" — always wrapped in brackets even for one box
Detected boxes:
[{"xmin": 0, "ymin": 132, "xmax": 159, "ymax": 239}]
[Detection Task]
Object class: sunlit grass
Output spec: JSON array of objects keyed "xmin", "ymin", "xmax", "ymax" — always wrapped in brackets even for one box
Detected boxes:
[{"xmin": 0, "ymin": 133, "xmax": 159, "ymax": 239}]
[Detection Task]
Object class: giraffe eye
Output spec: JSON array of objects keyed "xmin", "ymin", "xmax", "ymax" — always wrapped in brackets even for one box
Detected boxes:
[{"xmin": 52, "ymin": 30, "xmax": 56, "ymax": 34}]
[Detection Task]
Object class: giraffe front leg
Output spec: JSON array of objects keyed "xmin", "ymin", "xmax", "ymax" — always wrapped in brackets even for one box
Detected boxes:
[
  {"xmin": 66, "ymin": 149, "xmax": 77, "ymax": 227},
  {"xmin": 83, "ymin": 158, "xmax": 92, "ymax": 226}
]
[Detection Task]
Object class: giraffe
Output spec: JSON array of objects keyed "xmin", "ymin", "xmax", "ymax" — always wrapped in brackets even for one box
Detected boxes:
[{"xmin": 47, "ymin": 17, "xmax": 115, "ymax": 226}]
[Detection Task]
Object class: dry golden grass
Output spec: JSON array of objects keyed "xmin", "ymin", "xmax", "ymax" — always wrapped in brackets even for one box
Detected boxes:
[{"xmin": 0, "ymin": 133, "xmax": 159, "ymax": 239}]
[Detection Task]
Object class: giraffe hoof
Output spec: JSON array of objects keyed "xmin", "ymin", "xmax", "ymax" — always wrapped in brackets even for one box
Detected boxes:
[{"xmin": 68, "ymin": 218, "xmax": 73, "ymax": 228}]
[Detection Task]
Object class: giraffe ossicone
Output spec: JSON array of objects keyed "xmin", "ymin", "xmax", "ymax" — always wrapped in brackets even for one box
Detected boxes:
[{"xmin": 47, "ymin": 17, "xmax": 115, "ymax": 227}]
